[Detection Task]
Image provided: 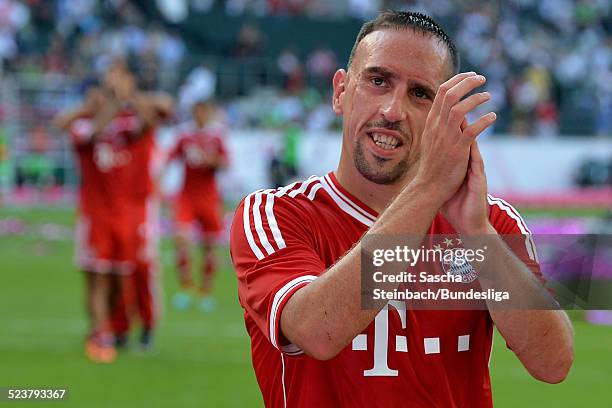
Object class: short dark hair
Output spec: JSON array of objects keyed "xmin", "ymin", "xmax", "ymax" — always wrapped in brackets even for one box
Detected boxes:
[{"xmin": 348, "ymin": 10, "xmax": 460, "ymax": 75}]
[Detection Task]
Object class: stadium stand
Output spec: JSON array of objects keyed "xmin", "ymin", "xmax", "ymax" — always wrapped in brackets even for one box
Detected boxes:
[{"xmin": 0, "ymin": 0, "xmax": 609, "ymax": 197}]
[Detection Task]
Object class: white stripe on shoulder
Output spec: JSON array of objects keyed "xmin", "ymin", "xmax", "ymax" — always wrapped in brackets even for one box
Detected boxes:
[
  {"xmin": 243, "ymin": 192, "xmax": 265, "ymax": 260},
  {"xmin": 264, "ymin": 193, "xmax": 286, "ymax": 250},
  {"xmin": 487, "ymin": 194, "xmax": 532, "ymax": 233},
  {"xmin": 307, "ymin": 183, "xmax": 323, "ymax": 200},
  {"xmin": 288, "ymin": 176, "xmax": 319, "ymax": 198},
  {"xmin": 246, "ymin": 179, "xmax": 319, "ymax": 260},
  {"xmin": 487, "ymin": 194, "xmax": 538, "ymax": 261},
  {"xmin": 275, "ymin": 181, "xmax": 300, "ymax": 197},
  {"xmin": 269, "ymin": 275, "xmax": 318, "ymax": 349},
  {"xmin": 321, "ymin": 176, "xmax": 374, "ymax": 227},
  {"xmin": 253, "ymin": 192, "xmax": 275, "ymax": 256},
  {"xmin": 487, "ymin": 195, "xmax": 529, "ymax": 233}
]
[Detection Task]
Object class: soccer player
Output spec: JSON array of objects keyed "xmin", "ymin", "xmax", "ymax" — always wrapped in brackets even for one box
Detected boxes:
[
  {"xmin": 230, "ymin": 11, "xmax": 574, "ymax": 406},
  {"xmin": 169, "ymin": 100, "xmax": 228, "ymax": 311},
  {"xmin": 56, "ymin": 60, "xmax": 172, "ymax": 361},
  {"xmin": 56, "ymin": 83, "xmax": 119, "ymax": 363},
  {"xmin": 101, "ymin": 61, "xmax": 173, "ymax": 350}
]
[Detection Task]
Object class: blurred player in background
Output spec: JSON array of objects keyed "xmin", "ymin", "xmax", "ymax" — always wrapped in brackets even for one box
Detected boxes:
[
  {"xmin": 168, "ymin": 100, "xmax": 228, "ymax": 311},
  {"xmin": 103, "ymin": 60, "xmax": 173, "ymax": 352},
  {"xmin": 55, "ymin": 59, "xmax": 173, "ymax": 361}
]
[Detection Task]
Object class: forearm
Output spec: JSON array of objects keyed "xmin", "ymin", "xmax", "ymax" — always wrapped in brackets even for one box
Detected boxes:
[
  {"xmin": 54, "ymin": 106, "xmax": 90, "ymax": 130},
  {"xmin": 467, "ymin": 230, "xmax": 574, "ymax": 382},
  {"xmin": 152, "ymin": 93, "xmax": 174, "ymax": 119},
  {"xmin": 130, "ymin": 97, "xmax": 157, "ymax": 129},
  {"xmin": 281, "ymin": 180, "xmax": 443, "ymax": 359},
  {"xmin": 491, "ymin": 309, "xmax": 573, "ymax": 383},
  {"xmin": 207, "ymin": 155, "xmax": 229, "ymax": 170},
  {"xmin": 131, "ymin": 93, "xmax": 174, "ymax": 129}
]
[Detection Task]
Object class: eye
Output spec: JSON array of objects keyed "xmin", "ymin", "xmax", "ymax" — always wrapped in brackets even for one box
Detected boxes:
[
  {"xmin": 371, "ymin": 77, "xmax": 387, "ymax": 87},
  {"xmin": 413, "ymin": 87, "xmax": 429, "ymax": 99}
]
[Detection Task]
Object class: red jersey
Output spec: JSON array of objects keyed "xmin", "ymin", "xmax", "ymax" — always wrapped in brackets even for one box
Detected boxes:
[
  {"xmin": 230, "ymin": 172, "xmax": 540, "ymax": 408},
  {"xmin": 70, "ymin": 111, "xmax": 156, "ymax": 217},
  {"xmin": 105, "ymin": 109, "xmax": 156, "ymax": 204},
  {"xmin": 170, "ymin": 121, "xmax": 228, "ymax": 203},
  {"xmin": 70, "ymin": 118, "xmax": 123, "ymax": 218}
]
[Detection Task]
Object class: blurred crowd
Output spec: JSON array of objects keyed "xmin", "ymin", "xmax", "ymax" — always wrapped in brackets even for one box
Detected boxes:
[
  {"xmin": 0, "ymin": 0, "xmax": 186, "ymax": 90},
  {"xmin": 0, "ymin": 0, "xmax": 610, "ymax": 136}
]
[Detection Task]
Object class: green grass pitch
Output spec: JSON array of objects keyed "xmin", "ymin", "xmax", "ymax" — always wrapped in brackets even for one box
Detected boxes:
[{"xmin": 0, "ymin": 207, "xmax": 610, "ymax": 407}]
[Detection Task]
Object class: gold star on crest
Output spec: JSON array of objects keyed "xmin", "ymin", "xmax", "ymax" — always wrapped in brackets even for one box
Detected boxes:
[{"xmin": 443, "ymin": 238, "xmax": 454, "ymax": 247}]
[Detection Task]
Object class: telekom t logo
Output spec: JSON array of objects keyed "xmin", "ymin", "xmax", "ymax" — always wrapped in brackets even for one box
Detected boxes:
[
  {"xmin": 351, "ymin": 300, "xmax": 407, "ymax": 376},
  {"xmin": 351, "ymin": 300, "xmax": 471, "ymax": 376}
]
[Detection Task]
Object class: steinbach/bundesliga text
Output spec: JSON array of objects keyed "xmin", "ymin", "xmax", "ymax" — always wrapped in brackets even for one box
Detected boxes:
[{"xmin": 372, "ymin": 287, "xmax": 511, "ymax": 302}]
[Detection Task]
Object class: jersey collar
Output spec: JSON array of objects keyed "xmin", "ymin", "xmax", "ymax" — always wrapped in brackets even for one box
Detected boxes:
[{"xmin": 321, "ymin": 172, "xmax": 378, "ymax": 227}]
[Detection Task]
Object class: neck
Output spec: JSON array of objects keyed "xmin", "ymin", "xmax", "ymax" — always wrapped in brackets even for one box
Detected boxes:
[{"xmin": 335, "ymin": 154, "xmax": 410, "ymax": 213}]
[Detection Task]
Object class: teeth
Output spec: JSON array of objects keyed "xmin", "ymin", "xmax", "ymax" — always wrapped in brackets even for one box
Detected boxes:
[{"xmin": 371, "ymin": 132, "xmax": 399, "ymax": 149}]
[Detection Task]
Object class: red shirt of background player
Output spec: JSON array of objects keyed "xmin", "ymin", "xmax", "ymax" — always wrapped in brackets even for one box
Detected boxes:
[
  {"xmin": 230, "ymin": 173, "xmax": 541, "ymax": 408},
  {"xmin": 170, "ymin": 121, "xmax": 228, "ymax": 208},
  {"xmin": 69, "ymin": 109, "xmax": 157, "ymax": 271},
  {"xmin": 69, "ymin": 117, "xmax": 121, "ymax": 220},
  {"xmin": 106, "ymin": 108, "xmax": 157, "ymax": 204},
  {"xmin": 70, "ymin": 109, "xmax": 155, "ymax": 214}
]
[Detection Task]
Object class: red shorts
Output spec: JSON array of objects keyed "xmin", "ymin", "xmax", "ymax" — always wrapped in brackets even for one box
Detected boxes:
[
  {"xmin": 175, "ymin": 196, "xmax": 223, "ymax": 235},
  {"xmin": 75, "ymin": 212, "xmax": 134, "ymax": 274},
  {"xmin": 75, "ymin": 200, "xmax": 159, "ymax": 274}
]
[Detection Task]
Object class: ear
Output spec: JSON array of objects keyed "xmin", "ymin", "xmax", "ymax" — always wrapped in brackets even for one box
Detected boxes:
[{"xmin": 332, "ymin": 69, "xmax": 347, "ymax": 116}]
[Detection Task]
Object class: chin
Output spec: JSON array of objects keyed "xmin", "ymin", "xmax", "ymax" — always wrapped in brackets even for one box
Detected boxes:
[{"xmin": 358, "ymin": 166, "xmax": 406, "ymax": 186}]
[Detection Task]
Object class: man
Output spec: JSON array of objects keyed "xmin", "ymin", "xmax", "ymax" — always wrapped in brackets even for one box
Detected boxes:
[
  {"xmin": 169, "ymin": 100, "xmax": 228, "ymax": 311},
  {"xmin": 56, "ymin": 60, "xmax": 172, "ymax": 361},
  {"xmin": 103, "ymin": 61, "xmax": 172, "ymax": 351},
  {"xmin": 56, "ymin": 84, "xmax": 119, "ymax": 363},
  {"xmin": 230, "ymin": 11, "xmax": 574, "ymax": 407}
]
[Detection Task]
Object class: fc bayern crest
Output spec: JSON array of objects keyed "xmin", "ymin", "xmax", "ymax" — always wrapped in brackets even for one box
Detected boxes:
[{"xmin": 441, "ymin": 247, "xmax": 478, "ymax": 283}]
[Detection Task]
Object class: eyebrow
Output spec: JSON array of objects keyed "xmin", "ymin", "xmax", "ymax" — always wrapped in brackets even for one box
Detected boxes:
[
  {"xmin": 363, "ymin": 66, "xmax": 437, "ymax": 96},
  {"xmin": 363, "ymin": 66, "xmax": 400, "ymax": 81}
]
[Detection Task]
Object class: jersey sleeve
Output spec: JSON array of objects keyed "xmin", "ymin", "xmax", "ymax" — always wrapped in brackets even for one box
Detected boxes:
[
  {"xmin": 487, "ymin": 194, "xmax": 542, "ymax": 282},
  {"xmin": 167, "ymin": 136, "xmax": 184, "ymax": 162},
  {"xmin": 230, "ymin": 191, "xmax": 324, "ymax": 356}
]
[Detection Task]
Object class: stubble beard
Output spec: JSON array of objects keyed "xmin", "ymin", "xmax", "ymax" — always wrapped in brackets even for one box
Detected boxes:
[{"xmin": 354, "ymin": 137, "xmax": 409, "ymax": 185}]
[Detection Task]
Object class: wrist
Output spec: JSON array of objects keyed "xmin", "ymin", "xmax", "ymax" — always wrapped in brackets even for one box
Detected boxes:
[{"xmin": 405, "ymin": 177, "xmax": 447, "ymax": 208}]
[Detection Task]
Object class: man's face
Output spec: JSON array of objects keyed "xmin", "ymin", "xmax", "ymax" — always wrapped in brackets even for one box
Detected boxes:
[
  {"xmin": 103, "ymin": 63, "xmax": 123, "ymax": 90},
  {"xmin": 103, "ymin": 62, "xmax": 135, "ymax": 97},
  {"xmin": 193, "ymin": 103, "xmax": 211, "ymax": 125},
  {"xmin": 332, "ymin": 29, "xmax": 451, "ymax": 185}
]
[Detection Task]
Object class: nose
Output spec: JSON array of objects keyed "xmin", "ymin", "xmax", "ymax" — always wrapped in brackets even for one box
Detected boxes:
[{"xmin": 380, "ymin": 88, "xmax": 407, "ymax": 123}]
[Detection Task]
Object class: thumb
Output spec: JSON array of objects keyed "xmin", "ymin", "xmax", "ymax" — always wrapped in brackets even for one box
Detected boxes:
[
  {"xmin": 468, "ymin": 142, "xmax": 488, "ymax": 205},
  {"xmin": 470, "ymin": 141, "xmax": 485, "ymax": 175}
]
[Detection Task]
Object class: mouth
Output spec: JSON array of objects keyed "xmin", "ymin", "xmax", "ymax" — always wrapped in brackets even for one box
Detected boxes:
[{"xmin": 366, "ymin": 131, "xmax": 404, "ymax": 153}]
